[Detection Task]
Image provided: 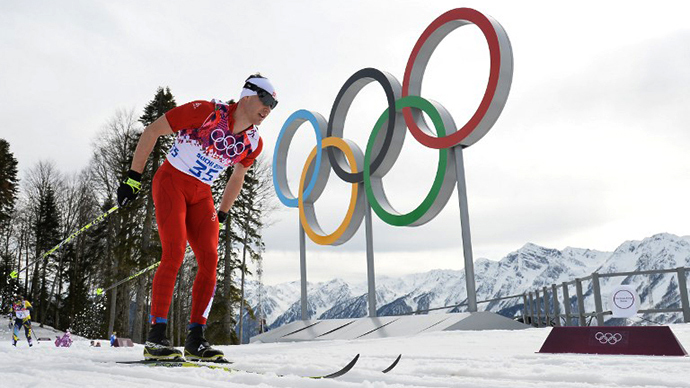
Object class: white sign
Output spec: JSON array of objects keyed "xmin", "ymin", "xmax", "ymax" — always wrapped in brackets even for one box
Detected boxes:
[{"xmin": 609, "ymin": 285, "xmax": 640, "ymax": 318}]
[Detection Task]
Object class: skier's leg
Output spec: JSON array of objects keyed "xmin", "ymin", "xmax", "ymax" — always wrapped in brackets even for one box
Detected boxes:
[
  {"xmin": 185, "ymin": 191, "xmax": 219, "ymax": 326},
  {"xmin": 150, "ymin": 169, "xmax": 189, "ymax": 322},
  {"xmin": 12, "ymin": 319, "xmax": 20, "ymax": 346},
  {"xmin": 144, "ymin": 164, "xmax": 190, "ymax": 359},
  {"xmin": 184, "ymin": 190, "xmax": 224, "ymax": 361},
  {"xmin": 24, "ymin": 320, "xmax": 32, "ymax": 346}
]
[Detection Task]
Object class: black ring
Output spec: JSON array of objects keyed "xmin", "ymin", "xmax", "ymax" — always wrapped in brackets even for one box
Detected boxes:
[{"xmin": 326, "ymin": 68, "xmax": 402, "ymax": 183}]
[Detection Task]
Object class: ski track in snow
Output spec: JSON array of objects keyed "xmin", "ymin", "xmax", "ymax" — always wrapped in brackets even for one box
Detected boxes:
[{"xmin": 1, "ymin": 323, "xmax": 689, "ymax": 387}]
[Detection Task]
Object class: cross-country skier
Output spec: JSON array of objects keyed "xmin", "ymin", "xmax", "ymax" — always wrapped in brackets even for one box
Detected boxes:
[
  {"xmin": 116, "ymin": 74, "xmax": 277, "ymax": 361},
  {"xmin": 9, "ymin": 295, "xmax": 33, "ymax": 347}
]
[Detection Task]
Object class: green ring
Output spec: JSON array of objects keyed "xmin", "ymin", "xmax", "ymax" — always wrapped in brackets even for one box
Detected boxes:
[{"xmin": 364, "ymin": 95, "xmax": 449, "ymax": 226}]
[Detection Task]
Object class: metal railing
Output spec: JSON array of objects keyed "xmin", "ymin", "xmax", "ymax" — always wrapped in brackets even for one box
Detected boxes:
[
  {"xmin": 405, "ymin": 266, "xmax": 690, "ymax": 327},
  {"xmin": 522, "ymin": 266, "xmax": 690, "ymax": 327}
]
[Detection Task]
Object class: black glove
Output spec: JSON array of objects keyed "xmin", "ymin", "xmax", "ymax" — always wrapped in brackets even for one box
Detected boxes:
[
  {"xmin": 117, "ymin": 170, "xmax": 142, "ymax": 206},
  {"xmin": 217, "ymin": 210, "xmax": 228, "ymax": 224}
]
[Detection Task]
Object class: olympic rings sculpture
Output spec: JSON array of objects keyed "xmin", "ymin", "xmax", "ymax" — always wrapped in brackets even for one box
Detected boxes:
[{"xmin": 272, "ymin": 8, "xmax": 513, "ymax": 246}]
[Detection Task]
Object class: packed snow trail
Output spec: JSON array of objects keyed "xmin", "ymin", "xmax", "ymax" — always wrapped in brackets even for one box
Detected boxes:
[{"xmin": 2, "ymin": 323, "xmax": 690, "ymax": 387}]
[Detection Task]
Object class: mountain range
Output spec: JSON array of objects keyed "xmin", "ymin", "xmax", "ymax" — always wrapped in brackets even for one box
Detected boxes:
[{"xmin": 237, "ymin": 233, "xmax": 690, "ymax": 342}]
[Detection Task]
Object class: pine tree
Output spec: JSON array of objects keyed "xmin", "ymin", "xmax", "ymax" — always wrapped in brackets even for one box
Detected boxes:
[
  {"xmin": 138, "ymin": 86, "xmax": 177, "ymax": 255},
  {"xmin": 233, "ymin": 161, "xmax": 263, "ymax": 344},
  {"xmin": 0, "ymin": 139, "xmax": 19, "ymax": 300},
  {"xmin": 32, "ymin": 184, "xmax": 61, "ymax": 326},
  {"xmin": 139, "ymin": 87, "xmax": 177, "ymax": 182},
  {"xmin": 0, "ymin": 139, "xmax": 19, "ymax": 227},
  {"xmin": 206, "ymin": 166, "xmax": 240, "ymax": 345}
]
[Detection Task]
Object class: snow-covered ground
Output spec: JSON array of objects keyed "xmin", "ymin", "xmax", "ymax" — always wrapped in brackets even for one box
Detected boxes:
[{"xmin": 1, "ymin": 322, "xmax": 689, "ymax": 388}]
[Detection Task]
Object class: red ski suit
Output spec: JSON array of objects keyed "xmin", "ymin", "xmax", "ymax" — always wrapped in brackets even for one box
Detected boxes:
[{"xmin": 150, "ymin": 100, "xmax": 262, "ymax": 325}]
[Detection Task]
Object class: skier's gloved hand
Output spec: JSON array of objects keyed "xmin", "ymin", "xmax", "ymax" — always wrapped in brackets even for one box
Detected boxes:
[
  {"xmin": 116, "ymin": 170, "xmax": 142, "ymax": 206},
  {"xmin": 217, "ymin": 210, "xmax": 228, "ymax": 224}
]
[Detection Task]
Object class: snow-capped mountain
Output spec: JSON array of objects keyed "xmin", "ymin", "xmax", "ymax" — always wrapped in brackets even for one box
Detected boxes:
[
  {"xmin": 586, "ymin": 233, "xmax": 690, "ymax": 325},
  {"xmin": 238, "ymin": 233, "xmax": 690, "ymax": 342}
]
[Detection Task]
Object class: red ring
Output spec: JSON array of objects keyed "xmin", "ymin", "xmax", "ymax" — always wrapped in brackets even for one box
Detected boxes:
[{"xmin": 402, "ymin": 8, "xmax": 502, "ymax": 149}]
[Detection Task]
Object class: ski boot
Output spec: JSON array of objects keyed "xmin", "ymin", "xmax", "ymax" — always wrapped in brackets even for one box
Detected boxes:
[
  {"xmin": 184, "ymin": 325, "xmax": 226, "ymax": 362},
  {"xmin": 144, "ymin": 323, "xmax": 183, "ymax": 361}
]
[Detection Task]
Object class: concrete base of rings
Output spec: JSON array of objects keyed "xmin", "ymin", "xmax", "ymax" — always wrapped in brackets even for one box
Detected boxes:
[{"xmin": 250, "ymin": 312, "xmax": 528, "ymax": 344}]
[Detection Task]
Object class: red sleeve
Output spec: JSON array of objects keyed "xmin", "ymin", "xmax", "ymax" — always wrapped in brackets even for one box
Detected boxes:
[
  {"xmin": 240, "ymin": 137, "xmax": 263, "ymax": 168},
  {"xmin": 165, "ymin": 100, "xmax": 215, "ymax": 133}
]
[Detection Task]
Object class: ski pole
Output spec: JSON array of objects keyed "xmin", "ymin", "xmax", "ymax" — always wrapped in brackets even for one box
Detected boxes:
[
  {"xmin": 95, "ymin": 260, "xmax": 163, "ymax": 297},
  {"xmin": 10, "ymin": 205, "xmax": 119, "ymax": 279}
]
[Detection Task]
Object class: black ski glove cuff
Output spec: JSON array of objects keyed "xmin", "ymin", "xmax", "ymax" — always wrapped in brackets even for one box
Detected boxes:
[
  {"xmin": 217, "ymin": 210, "xmax": 228, "ymax": 224},
  {"xmin": 117, "ymin": 170, "xmax": 143, "ymax": 207},
  {"xmin": 127, "ymin": 169, "xmax": 142, "ymax": 182}
]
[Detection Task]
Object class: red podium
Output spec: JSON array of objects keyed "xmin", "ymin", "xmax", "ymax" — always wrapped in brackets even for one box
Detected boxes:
[{"xmin": 539, "ymin": 326, "xmax": 687, "ymax": 356}]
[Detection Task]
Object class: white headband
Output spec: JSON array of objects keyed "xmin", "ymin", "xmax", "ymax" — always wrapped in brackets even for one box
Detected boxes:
[{"xmin": 240, "ymin": 77, "xmax": 276, "ymax": 100}]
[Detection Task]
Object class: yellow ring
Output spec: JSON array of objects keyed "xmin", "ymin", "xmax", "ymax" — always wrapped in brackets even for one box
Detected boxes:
[{"xmin": 298, "ymin": 137, "xmax": 360, "ymax": 245}]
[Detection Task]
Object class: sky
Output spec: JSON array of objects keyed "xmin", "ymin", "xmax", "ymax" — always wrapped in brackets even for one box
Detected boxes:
[{"xmin": 2, "ymin": 0, "xmax": 690, "ymax": 285}]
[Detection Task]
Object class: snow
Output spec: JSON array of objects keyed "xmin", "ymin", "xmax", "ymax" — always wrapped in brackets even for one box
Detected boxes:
[{"xmin": 3, "ymin": 322, "xmax": 690, "ymax": 387}]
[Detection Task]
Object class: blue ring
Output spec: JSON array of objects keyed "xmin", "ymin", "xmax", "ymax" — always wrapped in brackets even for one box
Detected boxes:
[{"xmin": 272, "ymin": 109, "xmax": 326, "ymax": 208}]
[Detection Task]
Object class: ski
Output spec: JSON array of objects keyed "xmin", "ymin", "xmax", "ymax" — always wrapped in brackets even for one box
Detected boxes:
[
  {"xmin": 381, "ymin": 354, "xmax": 402, "ymax": 373},
  {"xmin": 118, "ymin": 359, "xmax": 240, "ymax": 374},
  {"xmin": 116, "ymin": 353, "xmax": 360, "ymax": 379},
  {"xmin": 311, "ymin": 354, "xmax": 359, "ymax": 379}
]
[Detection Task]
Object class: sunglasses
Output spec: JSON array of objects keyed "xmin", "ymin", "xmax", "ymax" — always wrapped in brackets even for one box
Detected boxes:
[{"xmin": 243, "ymin": 82, "xmax": 278, "ymax": 109}]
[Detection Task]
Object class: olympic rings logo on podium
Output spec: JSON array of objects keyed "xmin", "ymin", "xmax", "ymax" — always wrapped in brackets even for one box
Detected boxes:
[
  {"xmin": 273, "ymin": 8, "xmax": 513, "ymax": 246},
  {"xmin": 594, "ymin": 332, "xmax": 624, "ymax": 345}
]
